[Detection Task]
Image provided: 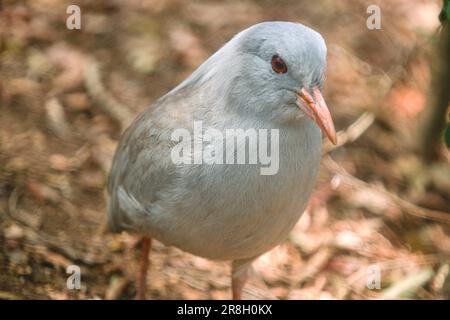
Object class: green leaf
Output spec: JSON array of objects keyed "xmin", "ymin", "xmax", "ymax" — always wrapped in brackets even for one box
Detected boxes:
[
  {"xmin": 440, "ymin": 0, "xmax": 450, "ymax": 22},
  {"xmin": 445, "ymin": 123, "xmax": 450, "ymax": 149}
]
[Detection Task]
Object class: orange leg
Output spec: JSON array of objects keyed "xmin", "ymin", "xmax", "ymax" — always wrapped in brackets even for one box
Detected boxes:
[
  {"xmin": 136, "ymin": 237, "xmax": 151, "ymax": 300},
  {"xmin": 231, "ymin": 258, "xmax": 254, "ymax": 300},
  {"xmin": 232, "ymin": 274, "xmax": 247, "ymax": 300}
]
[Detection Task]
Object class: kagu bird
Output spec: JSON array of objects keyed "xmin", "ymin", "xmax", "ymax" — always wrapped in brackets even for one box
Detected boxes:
[{"xmin": 107, "ymin": 21, "xmax": 337, "ymax": 299}]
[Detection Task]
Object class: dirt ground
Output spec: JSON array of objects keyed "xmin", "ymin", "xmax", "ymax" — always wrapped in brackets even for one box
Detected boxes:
[{"xmin": 0, "ymin": 0, "xmax": 449, "ymax": 300}]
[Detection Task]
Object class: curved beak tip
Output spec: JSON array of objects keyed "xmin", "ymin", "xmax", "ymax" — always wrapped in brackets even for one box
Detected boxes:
[{"xmin": 329, "ymin": 130, "xmax": 338, "ymax": 145}]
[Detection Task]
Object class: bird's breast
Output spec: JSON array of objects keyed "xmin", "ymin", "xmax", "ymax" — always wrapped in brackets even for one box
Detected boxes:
[{"xmin": 146, "ymin": 119, "xmax": 322, "ymax": 260}]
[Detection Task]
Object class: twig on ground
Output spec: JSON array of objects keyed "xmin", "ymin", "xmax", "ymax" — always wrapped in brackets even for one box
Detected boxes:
[
  {"xmin": 324, "ymin": 156, "xmax": 450, "ymax": 224},
  {"xmin": 297, "ymin": 247, "xmax": 332, "ymax": 285},
  {"xmin": 45, "ymin": 98, "xmax": 71, "ymax": 139},
  {"xmin": 0, "ymin": 291, "xmax": 23, "ymax": 300},
  {"xmin": 381, "ymin": 267, "xmax": 435, "ymax": 299},
  {"xmin": 323, "ymin": 112, "xmax": 375, "ymax": 154},
  {"xmin": 6, "ymin": 187, "xmax": 108, "ymax": 265},
  {"xmin": 83, "ymin": 59, "xmax": 134, "ymax": 129},
  {"xmin": 105, "ymin": 276, "xmax": 130, "ymax": 300},
  {"xmin": 431, "ymin": 264, "xmax": 450, "ymax": 292}
]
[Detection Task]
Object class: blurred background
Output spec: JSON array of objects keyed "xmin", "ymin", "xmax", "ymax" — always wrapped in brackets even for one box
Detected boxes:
[{"xmin": 0, "ymin": 0, "xmax": 449, "ymax": 299}]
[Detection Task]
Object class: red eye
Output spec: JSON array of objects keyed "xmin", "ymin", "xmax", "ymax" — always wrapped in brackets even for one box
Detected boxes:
[{"xmin": 271, "ymin": 55, "xmax": 288, "ymax": 74}]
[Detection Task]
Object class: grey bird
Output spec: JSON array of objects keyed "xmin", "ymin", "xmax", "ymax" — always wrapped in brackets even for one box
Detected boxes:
[{"xmin": 107, "ymin": 21, "xmax": 337, "ymax": 299}]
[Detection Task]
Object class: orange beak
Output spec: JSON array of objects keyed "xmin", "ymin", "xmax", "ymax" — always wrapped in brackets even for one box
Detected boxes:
[{"xmin": 296, "ymin": 87, "xmax": 337, "ymax": 145}]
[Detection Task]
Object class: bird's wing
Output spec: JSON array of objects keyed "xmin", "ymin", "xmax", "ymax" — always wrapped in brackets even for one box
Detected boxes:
[{"xmin": 106, "ymin": 93, "xmax": 189, "ymax": 233}]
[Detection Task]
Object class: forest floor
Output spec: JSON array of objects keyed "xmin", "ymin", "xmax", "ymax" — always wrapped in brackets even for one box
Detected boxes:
[{"xmin": 0, "ymin": 0, "xmax": 449, "ymax": 299}]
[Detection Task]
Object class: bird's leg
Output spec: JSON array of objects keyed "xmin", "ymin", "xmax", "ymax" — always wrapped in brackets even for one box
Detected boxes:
[
  {"xmin": 232, "ymin": 274, "xmax": 247, "ymax": 300},
  {"xmin": 136, "ymin": 236, "xmax": 152, "ymax": 300},
  {"xmin": 231, "ymin": 258, "xmax": 255, "ymax": 300}
]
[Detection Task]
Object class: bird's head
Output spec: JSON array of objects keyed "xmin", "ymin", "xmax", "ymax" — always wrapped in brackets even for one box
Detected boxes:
[{"xmin": 191, "ymin": 21, "xmax": 336, "ymax": 144}]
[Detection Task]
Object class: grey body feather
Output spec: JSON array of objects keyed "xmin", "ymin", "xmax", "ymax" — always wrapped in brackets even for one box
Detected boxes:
[{"xmin": 107, "ymin": 21, "xmax": 326, "ymax": 261}]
